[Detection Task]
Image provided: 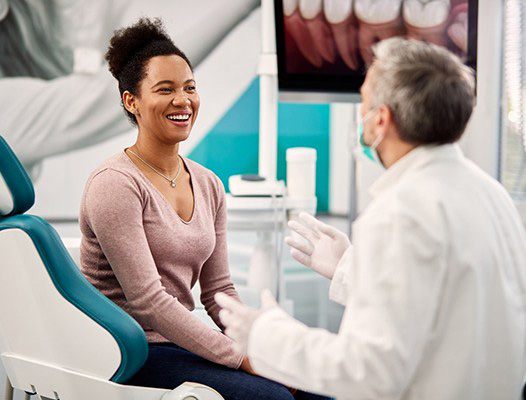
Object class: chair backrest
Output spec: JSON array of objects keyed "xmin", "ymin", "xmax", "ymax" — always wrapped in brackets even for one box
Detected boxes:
[{"xmin": 0, "ymin": 136, "xmax": 147, "ymax": 384}]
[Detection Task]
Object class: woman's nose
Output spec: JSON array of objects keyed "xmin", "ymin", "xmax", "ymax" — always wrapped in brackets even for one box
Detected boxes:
[{"xmin": 171, "ymin": 93, "xmax": 191, "ymax": 106}]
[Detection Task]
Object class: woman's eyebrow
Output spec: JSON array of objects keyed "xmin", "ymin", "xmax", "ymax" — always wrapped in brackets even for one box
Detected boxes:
[
  {"xmin": 151, "ymin": 80, "xmax": 174, "ymax": 89},
  {"xmin": 151, "ymin": 79, "xmax": 195, "ymax": 89}
]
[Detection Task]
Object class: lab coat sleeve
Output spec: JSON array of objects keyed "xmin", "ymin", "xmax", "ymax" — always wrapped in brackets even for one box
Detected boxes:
[
  {"xmin": 247, "ymin": 203, "xmax": 446, "ymax": 399},
  {"xmin": 328, "ymin": 245, "xmax": 353, "ymax": 306}
]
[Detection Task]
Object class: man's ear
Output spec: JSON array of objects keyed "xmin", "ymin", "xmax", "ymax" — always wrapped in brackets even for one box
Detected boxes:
[
  {"xmin": 122, "ymin": 91, "xmax": 139, "ymax": 116},
  {"xmin": 377, "ymin": 105, "xmax": 395, "ymax": 138}
]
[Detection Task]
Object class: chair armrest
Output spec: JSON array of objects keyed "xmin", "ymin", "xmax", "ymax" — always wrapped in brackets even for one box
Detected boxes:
[{"xmin": 2, "ymin": 354, "xmax": 224, "ymax": 400}]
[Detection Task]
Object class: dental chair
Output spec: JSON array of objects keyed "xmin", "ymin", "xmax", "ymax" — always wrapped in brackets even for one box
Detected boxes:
[{"xmin": 0, "ymin": 136, "xmax": 223, "ymax": 400}]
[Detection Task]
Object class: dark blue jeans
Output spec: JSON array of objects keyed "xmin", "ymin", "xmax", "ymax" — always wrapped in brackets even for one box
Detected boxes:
[{"xmin": 124, "ymin": 343, "xmax": 331, "ymax": 400}]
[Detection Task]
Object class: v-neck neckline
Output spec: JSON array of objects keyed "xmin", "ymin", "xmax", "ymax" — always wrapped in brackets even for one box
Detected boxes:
[{"xmin": 122, "ymin": 149, "xmax": 196, "ymax": 224}]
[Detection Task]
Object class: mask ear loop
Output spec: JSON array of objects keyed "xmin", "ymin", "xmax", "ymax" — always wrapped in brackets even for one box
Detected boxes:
[
  {"xmin": 365, "ymin": 107, "xmax": 385, "ymax": 151},
  {"xmin": 369, "ymin": 131, "xmax": 385, "ymax": 150},
  {"xmin": 347, "ymin": 105, "xmax": 375, "ymax": 155}
]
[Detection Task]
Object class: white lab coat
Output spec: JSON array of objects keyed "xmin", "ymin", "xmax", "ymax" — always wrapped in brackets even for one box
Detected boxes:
[{"xmin": 247, "ymin": 144, "xmax": 526, "ymax": 400}]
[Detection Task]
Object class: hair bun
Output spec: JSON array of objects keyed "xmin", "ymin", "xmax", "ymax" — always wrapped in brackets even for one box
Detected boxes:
[{"xmin": 105, "ymin": 17, "xmax": 171, "ymax": 79}]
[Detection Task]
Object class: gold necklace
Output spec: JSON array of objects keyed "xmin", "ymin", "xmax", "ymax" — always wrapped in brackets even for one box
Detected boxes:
[{"xmin": 127, "ymin": 148, "xmax": 182, "ymax": 188}]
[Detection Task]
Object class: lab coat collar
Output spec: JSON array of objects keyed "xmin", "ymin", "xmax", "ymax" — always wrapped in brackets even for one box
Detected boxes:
[{"xmin": 369, "ymin": 143, "xmax": 464, "ymax": 199}]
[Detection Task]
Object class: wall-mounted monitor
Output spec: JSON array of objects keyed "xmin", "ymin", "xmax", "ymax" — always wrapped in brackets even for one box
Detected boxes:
[{"xmin": 275, "ymin": 0, "xmax": 478, "ymax": 103}]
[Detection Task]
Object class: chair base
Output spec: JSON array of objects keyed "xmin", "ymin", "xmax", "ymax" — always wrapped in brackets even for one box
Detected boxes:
[{"xmin": 2, "ymin": 354, "xmax": 223, "ymax": 400}]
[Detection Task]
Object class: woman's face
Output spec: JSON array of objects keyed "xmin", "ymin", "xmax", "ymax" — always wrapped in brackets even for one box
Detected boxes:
[{"xmin": 127, "ymin": 54, "xmax": 200, "ymax": 145}]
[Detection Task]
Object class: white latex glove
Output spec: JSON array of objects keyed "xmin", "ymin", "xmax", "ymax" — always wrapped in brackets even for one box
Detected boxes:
[
  {"xmin": 215, "ymin": 290, "xmax": 278, "ymax": 354},
  {"xmin": 285, "ymin": 212, "xmax": 351, "ymax": 279}
]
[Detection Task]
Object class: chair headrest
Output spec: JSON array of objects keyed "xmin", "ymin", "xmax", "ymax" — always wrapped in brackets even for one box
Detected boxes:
[{"xmin": 0, "ymin": 136, "xmax": 35, "ymax": 217}]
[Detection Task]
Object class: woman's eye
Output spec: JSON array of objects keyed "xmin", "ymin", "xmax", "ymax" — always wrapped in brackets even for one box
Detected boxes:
[
  {"xmin": 186, "ymin": 86, "xmax": 196, "ymax": 92},
  {"xmin": 159, "ymin": 88, "xmax": 172, "ymax": 93}
]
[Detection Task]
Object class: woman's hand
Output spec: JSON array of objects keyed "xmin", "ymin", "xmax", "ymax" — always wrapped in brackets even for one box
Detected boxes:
[
  {"xmin": 239, "ymin": 356, "xmax": 257, "ymax": 375},
  {"xmin": 240, "ymin": 357, "xmax": 298, "ymax": 396}
]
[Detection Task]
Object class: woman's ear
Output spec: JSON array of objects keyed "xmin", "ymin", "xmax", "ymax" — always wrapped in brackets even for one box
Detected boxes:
[{"xmin": 122, "ymin": 91, "xmax": 139, "ymax": 116}]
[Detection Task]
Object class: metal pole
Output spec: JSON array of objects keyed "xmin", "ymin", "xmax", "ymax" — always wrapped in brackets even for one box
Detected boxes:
[{"xmin": 258, "ymin": 0, "xmax": 278, "ymax": 181}]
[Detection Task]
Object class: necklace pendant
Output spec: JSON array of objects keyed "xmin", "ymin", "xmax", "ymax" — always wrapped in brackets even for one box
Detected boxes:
[{"xmin": 171, "ymin": 181, "xmax": 176, "ymax": 188}]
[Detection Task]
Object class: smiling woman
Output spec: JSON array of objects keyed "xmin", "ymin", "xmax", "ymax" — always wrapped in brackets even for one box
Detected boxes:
[
  {"xmin": 78, "ymin": 17, "xmax": 328, "ymax": 400},
  {"xmin": 123, "ymin": 54, "xmax": 199, "ymax": 147}
]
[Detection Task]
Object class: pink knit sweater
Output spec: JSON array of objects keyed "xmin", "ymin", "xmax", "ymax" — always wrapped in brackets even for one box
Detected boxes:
[{"xmin": 79, "ymin": 151, "xmax": 243, "ymax": 369}]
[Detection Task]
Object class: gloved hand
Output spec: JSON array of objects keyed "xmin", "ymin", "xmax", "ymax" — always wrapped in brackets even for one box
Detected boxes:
[
  {"xmin": 285, "ymin": 212, "xmax": 351, "ymax": 279},
  {"xmin": 215, "ymin": 290, "xmax": 278, "ymax": 354}
]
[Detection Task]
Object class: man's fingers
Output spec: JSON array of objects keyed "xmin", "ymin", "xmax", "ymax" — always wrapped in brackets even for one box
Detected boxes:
[
  {"xmin": 224, "ymin": 327, "xmax": 236, "ymax": 340},
  {"xmin": 299, "ymin": 211, "xmax": 349, "ymax": 241},
  {"xmin": 232, "ymin": 342, "xmax": 245, "ymax": 354},
  {"xmin": 316, "ymin": 221, "xmax": 343, "ymax": 239},
  {"xmin": 260, "ymin": 289, "xmax": 278, "ymax": 309},
  {"xmin": 224, "ymin": 328, "xmax": 247, "ymax": 354},
  {"xmin": 218, "ymin": 309, "xmax": 234, "ymax": 327},
  {"xmin": 215, "ymin": 292, "xmax": 246, "ymax": 314},
  {"xmin": 298, "ymin": 212, "xmax": 325, "ymax": 234},
  {"xmin": 288, "ymin": 220, "xmax": 318, "ymax": 242},
  {"xmin": 284, "ymin": 236, "xmax": 314, "ymax": 255},
  {"xmin": 299, "ymin": 212, "xmax": 336, "ymax": 238},
  {"xmin": 298, "ymin": 212, "xmax": 322, "ymax": 228},
  {"xmin": 290, "ymin": 248, "xmax": 312, "ymax": 267}
]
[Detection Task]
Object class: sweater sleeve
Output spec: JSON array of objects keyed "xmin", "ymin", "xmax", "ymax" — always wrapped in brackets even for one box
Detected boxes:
[
  {"xmin": 83, "ymin": 169, "xmax": 243, "ymax": 369},
  {"xmin": 199, "ymin": 177, "xmax": 241, "ymax": 331}
]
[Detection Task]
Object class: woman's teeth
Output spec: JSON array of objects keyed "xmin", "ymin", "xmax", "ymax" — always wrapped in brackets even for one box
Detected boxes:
[{"xmin": 167, "ymin": 114, "xmax": 190, "ymax": 121}]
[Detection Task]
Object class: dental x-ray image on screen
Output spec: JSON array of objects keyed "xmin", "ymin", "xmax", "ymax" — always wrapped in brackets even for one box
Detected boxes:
[{"xmin": 275, "ymin": 0, "xmax": 478, "ymax": 99}]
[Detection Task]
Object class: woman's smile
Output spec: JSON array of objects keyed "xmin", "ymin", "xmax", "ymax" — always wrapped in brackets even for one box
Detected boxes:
[
  {"xmin": 165, "ymin": 110, "xmax": 192, "ymax": 127},
  {"xmin": 126, "ymin": 54, "xmax": 200, "ymax": 143}
]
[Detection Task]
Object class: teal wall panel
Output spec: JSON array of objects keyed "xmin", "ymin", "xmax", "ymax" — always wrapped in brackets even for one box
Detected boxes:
[{"xmin": 189, "ymin": 78, "xmax": 330, "ymax": 211}]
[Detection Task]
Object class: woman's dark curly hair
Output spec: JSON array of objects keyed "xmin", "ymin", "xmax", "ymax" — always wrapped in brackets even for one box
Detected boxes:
[{"xmin": 105, "ymin": 18, "xmax": 193, "ymax": 125}]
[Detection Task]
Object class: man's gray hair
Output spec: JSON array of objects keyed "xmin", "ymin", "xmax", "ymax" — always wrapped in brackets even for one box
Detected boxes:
[{"xmin": 370, "ymin": 38, "xmax": 476, "ymax": 144}]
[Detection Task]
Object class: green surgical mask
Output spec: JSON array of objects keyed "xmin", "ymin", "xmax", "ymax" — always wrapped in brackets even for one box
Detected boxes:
[
  {"xmin": 358, "ymin": 121, "xmax": 375, "ymax": 162},
  {"xmin": 357, "ymin": 109, "xmax": 384, "ymax": 167}
]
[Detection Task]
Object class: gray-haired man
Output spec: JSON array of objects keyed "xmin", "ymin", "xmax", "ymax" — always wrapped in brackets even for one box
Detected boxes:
[{"xmin": 216, "ymin": 38, "xmax": 526, "ymax": 400}]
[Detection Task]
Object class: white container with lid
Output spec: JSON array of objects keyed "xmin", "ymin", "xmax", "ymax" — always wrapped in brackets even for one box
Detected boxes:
[{"xmin": 286, "ymin": 147, "xmax": 317, "ymax": 199}]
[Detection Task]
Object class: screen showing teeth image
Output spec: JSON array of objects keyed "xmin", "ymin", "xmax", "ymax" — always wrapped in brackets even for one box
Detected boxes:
[{"xmin": 280, "ymin": 0, "xmax": 471, "ymax": 74}]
